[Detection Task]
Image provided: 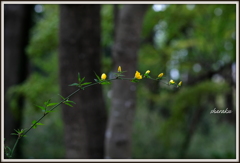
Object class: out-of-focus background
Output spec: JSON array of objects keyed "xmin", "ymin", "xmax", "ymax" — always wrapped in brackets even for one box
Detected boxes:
[{"xmin": 3, "ymin": 4, "xmax": 236, "ymax": 159}]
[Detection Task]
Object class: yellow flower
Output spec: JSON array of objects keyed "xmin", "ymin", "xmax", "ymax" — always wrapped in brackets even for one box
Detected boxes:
[
  {"xmin": 134, "ymin": 71, "xmax": 142, "ymax": 79},
  {"xmin": 118, "ymin": 66, "xmax": 122, "ymax": 72},
  {"xmin": 177, "ymin": 81, "xmax": 182, "ymax": 87},
  {"xmin": 169, "ymin": 79, "xmax": 175, "ymax": 84},
  {"xmin": 158, "ymin": 73, "xmax": 164, "ymax": 78},
  {"xmin": 101, "ymin": 73, "xmax": 107, "ymax": 80},
  {"xmin": 145, "ymin": 70, "xmax": 150, "ymax": 74}
]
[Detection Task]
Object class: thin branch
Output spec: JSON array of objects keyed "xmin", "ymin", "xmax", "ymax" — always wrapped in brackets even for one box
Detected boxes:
[{"xmin": 6, "ymin": 72, "xmax": 180, "ymax": 158}]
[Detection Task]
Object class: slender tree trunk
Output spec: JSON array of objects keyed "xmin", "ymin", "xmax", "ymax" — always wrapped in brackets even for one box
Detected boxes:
[
  {"xmin": 4, "ymin": 4, "xmax": 33, "ymax": 158},
  {"xmin": 59, "ymin": 4, "xmax": 107, "ymax": 159},
  {"xmin": 105, "ymin": 4, "xmax": 149, "ymax": 159}
]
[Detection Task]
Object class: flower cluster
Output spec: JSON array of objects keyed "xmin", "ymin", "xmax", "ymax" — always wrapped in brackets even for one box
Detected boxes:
[{"xmin": 97, "ymin": 66, "xmax": 182, "ymax": 88}]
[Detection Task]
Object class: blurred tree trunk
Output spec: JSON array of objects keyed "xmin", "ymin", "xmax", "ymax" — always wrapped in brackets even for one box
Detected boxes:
[
  {"xmin": 113, "ymin": 4, "xmax": 119, "ymax": 40},
  {"xmin": 105, "ymin": 4, "xmax": 149, "ymax": 159},
  {"xmin": 4, "ymin": 4, "xmax": 33, "ymax": 158},
  {"xmin": 59, "ymin": 4, "xmax": 107, "ymax": 159}
]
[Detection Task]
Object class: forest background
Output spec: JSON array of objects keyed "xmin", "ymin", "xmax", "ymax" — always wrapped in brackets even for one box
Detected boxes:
[{"xmin": 3, "ymin": 3, "xmax": 237, "ymax": 159}]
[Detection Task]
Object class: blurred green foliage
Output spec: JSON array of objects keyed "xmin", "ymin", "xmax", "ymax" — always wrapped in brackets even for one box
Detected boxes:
[
  {"xmin": 6, "ymin": 4, "xmax": 236, "ymax": 159},
  {"xmin": 133, "ymin": 4, "xmax": 236, "ymax": 159},
  {"xmin": 6, "ymin": 4, "xmax": 64, "ymax": 158},
  {"xmin": 101, "ymin": 5, "xmax": 114, "ymax": 74}
]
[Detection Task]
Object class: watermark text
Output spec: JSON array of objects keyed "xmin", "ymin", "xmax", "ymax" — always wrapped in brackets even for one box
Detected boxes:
[{"xmin": 210, "ymin": 108, "xmax": 232, "ymax": 114}]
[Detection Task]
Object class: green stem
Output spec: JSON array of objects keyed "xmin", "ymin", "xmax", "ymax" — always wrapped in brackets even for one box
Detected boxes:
[
  {"xmin": 63, "ymin": 88, "xmax": 81, "ymax": 101},
  {"xmin": 24, "ymin": 88, "xmax": 82, "ymax": 136},
  {"xmin": 21, "ymin": 78, "xmax": 120, "ymax": 138},
  {"xmin": 81, "ymin": 78, "xmax": 118, "ymax": 89},
  {"xmin": 7, "ymin": 88, "xmax": 83, "ymax": 158},
  {"xmin": 9, "ymin": 137, "xmax": 20, "ymax": 158},
  {"xmin": 8, "ymin": 79, "xmax": 115, "ymax": 155},
  {"xmin": 22, "ymin": 112, "xmax": 47, "ymax": 136}
]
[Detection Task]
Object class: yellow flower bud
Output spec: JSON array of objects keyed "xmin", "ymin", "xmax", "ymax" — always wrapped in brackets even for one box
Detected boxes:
[
  {"xmin": 134, "ymin": 71, "xmax": 142, "ymax": 79},
  {"xmin": 145, "ymin": 70, "xmax": 150, "ymax": 74},
  {"xmin": 177, "ymin": 81, "xmax": 182, "ymax": 87},
  {"xmin": 169, "ymin": 79, "xmax": 175, "ymax": 84},
  {"xmin": 101, "ymin": 73, "xmax": 107, "ymax": 80},
  {"xmin": 118, "ymin": 66, "xmax": 121, "ymax": 72},
  {"xmin": 158, "ymin": 73, "xmax": 164, "ymax": 78}
]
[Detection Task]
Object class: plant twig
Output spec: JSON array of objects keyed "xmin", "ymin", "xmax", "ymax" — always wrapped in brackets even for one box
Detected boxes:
[{"xmin": 5, "ymin": 70, "xmax": 182, "ymax": 158}]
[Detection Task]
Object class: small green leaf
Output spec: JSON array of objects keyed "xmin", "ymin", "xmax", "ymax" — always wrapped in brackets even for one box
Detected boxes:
[
  {"xmin": 44, "ymin": 99, "xmax": 51, "ymax": 106},
  {"xmin": 81, "ymin": 77, "xmax": 85, "ymax": 83},
  {"xmin": 5, "ymin": 146, "xmax": 11, "ymax": 152},
  {"xmin": 64, "ymin": 102, "xmax": 73, "ymax": 107},
  {"xmin": 36, "ymin": 123, "xmax": 44, "ymax": 126},
  {"xmin": 100, "ymin": 81, "xmax": 111, "ymax": 85},
  {"xmin": 11, "ymin": 133, "xmax": 18, "ymax": 136},
  {"xmin": 47, "ymin": 103, "xmax": 59, "ymax": 107},
  {"xmin": 31, "ymin": 121, "xmax": 37, "ymax": 129},
  {"xmin": 32, "ymin": 120, "xmax": 38, "ymax": 128},
  {"xmin": 69, "ymin": 83, "xmax": 80, "ymax": 87},
  {"xmin": 144, "ymin": 74, "xmax": 151, "ymax": 78},
  {"xmin": 81, "ymin": 82, "xmax": 92, "ymax": 86},
  {"xmin": 36, "ymin": 105, "xmax": 46, "ymax": 111},
  {"xmin": 19, "ymin": 129, "xmax": 24, "ymax": 134},
  {"xmin": 14, "ymin": 129, "xmax": 19, "ymax": 133},
  {"xmin": 131, "ymin": 79, "xmax": 140, "ymax": 83},
  {"xmin": 66, "ymin": 100, "xmax": 76, "ymax": 104},
  {"xmin": 94, "ymin": 72, "xmax": 101, "ymax": 81},
  {"xmin": 58, "ymin": 94, "xmax": 65, "ymax": 100},
  {"xmin": 45, "ymin": 110, "xmax": 55, "ymax": 113}
]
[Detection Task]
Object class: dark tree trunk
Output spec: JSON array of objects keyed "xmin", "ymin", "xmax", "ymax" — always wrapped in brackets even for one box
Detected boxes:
[
  {"xmin": 59, "ymin": 4, "xmax": 107, "ymax": 159},
  {"xmin": 4, "ymin": 4, "xmax": 33, "ymax": 158},
  {"xmin": 105, "ymin": 4, "xmax": 149, "ymax": 159},
  {"xmin": 113, "ymin": 4, "xmax": 119, "ymax": 40}
]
